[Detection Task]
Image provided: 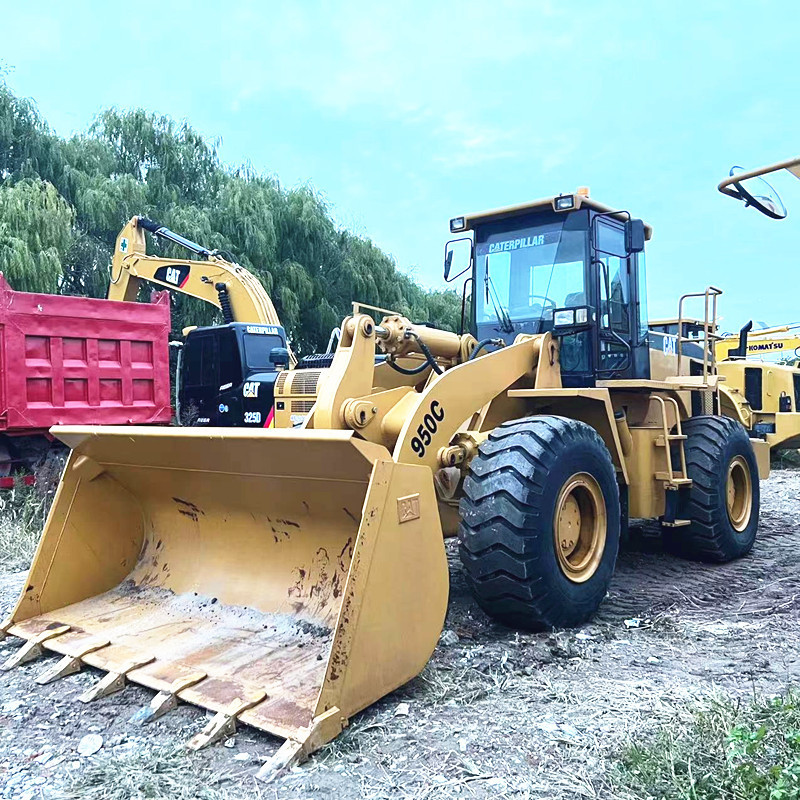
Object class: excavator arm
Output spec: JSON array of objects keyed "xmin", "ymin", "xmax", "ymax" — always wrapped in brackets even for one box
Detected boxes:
[{"xmin": 108, "ymin": 216, "xmax": 284, "ymax": 329}]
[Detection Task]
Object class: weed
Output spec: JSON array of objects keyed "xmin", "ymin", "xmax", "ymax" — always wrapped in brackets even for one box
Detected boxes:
[
  {"xmin": 613, "ymin": 690, "xmax": 800, "ymax": 799},
  {"xmin": 0, "ymin": 484, "xmax": 49, "ymax": 571},
  {"xmin": 51, "ymin": 746, "xmax": 257, "ymax": 800}
]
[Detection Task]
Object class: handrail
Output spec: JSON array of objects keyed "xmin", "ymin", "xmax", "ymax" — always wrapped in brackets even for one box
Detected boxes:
[
  {"xmin": 676, "ymin": 286, "xmax": 723, "ymax": 383},
  {"xmin": 652, "ymin": 395, "xmax": 687, "ymax": 485}
]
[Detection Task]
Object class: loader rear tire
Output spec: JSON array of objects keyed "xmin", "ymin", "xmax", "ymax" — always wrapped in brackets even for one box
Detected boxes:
[
  {"xmin": 458, "ymin": 416, "xmax": 620, "ymax": 631},
  {"xmin": 663, "ymin": 415, "xmax": 759, "ymax": 562}
]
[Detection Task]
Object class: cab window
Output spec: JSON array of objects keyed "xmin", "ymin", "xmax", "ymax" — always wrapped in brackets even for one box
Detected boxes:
[{"xmin": 218, "ymin": 330, "xmax": 242, "ymax": 388}]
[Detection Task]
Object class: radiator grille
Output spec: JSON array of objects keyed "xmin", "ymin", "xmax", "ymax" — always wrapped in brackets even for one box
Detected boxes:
[
  {"xmin": 290, "ymin": 370, "xmax": 322, "ymax": 395},
  {"xmin": 291, "ymin": 400, "xmax": 316, "ymax": 413}
]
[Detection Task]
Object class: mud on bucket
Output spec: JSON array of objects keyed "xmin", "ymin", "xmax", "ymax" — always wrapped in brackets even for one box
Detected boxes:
[{"xmin": 3, "ymin": 426, "xmax": 448, "ymax": 761}]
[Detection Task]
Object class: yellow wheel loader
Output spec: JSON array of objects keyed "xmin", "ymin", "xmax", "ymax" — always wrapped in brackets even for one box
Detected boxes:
[{"xmin": 0, "ymin": 192, "xmax": 768, "ymax": 777}]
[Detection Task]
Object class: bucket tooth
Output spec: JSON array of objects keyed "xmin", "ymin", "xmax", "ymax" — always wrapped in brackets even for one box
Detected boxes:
[
  {"xmin": 78, "ymin": 657, "xmax": 155, "ymax": 704},
  {"xmin": 257, "ymin": 740, "xmax": 304, "ymax": 782},
  {"xmin": 35, "ymin": 640, "xmax": 111, "ymax": 686},
  {"xmin": 0, "ymin": 619, "xmax": 11, "ymax": 641},
  {"xmin": 131, "ymin": 672, "xmax": 207, "ymax": 725},
  {"xmin": 256, "ymin": 707, "xmax": 346, "ymax": 783},
  {"xmin": 186, "ymin": 692, "xmax": 266, "ymax": 751},
  {"xmin": 36, "ymin": 655, "xmax": 81, "ymax": 685},
  {"xmin": 1, "ymin": 624, "xmax": 70, "ymax": 671}
]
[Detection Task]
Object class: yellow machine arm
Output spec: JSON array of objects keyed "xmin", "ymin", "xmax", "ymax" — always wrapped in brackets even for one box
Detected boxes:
[
  {"xmin": 108, "ymin": 216, "xmax": 283, "ymax": 329},
  {"xmin": 717, "ymin": 327, "xmax": 800, "ymax": 362}
]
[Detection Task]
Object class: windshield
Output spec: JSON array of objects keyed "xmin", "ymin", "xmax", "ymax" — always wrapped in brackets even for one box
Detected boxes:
[
  {"xmin": 475, "ymin": 219, "xmax": 586, "ymax": 330},
  {"xmin": 242, "ymin": 332, "xmax": 285, "ymax": 371}
]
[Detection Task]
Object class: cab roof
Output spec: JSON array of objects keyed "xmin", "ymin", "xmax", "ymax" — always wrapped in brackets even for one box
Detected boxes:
[{"xmin": 459, "ymin": 194, "xmax": 654, "ymax": 240}]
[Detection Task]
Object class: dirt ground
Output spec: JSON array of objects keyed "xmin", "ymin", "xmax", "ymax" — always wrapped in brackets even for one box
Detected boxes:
[{"xmin": 1, "ymin": 470, "xmax": 800, "ymax": 799}]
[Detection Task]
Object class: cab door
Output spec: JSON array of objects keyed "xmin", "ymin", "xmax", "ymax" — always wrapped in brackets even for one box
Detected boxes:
[{"xmin": 594, "ymin": 219, "xmax": 636, "ymax": 379}]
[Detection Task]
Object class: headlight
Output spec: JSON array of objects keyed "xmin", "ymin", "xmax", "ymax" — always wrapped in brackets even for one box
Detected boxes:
[
  {"xmin": 449, "ymin": 216, "xmax": 466, "ymax": 232},
  {"xmin": 554, "ymin": 195, "xmax": 575, "ymax": 211},
  {"xmin": 554, "ymin": 309, "xmax": 576, "ymax": 326}
]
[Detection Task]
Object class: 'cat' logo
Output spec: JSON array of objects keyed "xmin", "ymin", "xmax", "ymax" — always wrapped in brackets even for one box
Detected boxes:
[{"xmin": 154, "ymin": 264, "xmax": 191, "ymax": 288}]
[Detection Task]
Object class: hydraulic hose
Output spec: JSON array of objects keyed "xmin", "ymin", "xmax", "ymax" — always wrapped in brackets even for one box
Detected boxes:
[
  {"xmin": 385, "ymin": 329, "xmax": 444, "ymax": 375},
  {"xmin": 468, "ymin": 338, "xmax": 505, "ymax": 361}
]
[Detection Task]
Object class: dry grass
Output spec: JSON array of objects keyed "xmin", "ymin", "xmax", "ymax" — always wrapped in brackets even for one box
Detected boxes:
[
  {"xmin": 0, "ymin": 484, "xmax": 48, "ymax": 571},
  {"xmin": 51, "ymin": 746, "xmax": 260, "ymax": 800}
]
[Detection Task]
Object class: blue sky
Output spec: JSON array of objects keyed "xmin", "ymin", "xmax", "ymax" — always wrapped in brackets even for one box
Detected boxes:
[{"xmin": 2, "ymin": 0, "xmax": 799, "ymax": 330}]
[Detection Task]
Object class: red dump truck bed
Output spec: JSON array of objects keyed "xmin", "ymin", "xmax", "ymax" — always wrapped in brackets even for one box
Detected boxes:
[{"xmin": 0, "ymin": 274, "xmax": 172, "ymax": 437}]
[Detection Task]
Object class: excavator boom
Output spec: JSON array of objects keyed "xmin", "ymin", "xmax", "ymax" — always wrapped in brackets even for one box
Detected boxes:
[{"xmin": 109, "ymin": 216, "xmax": 286, "ymax": 335}]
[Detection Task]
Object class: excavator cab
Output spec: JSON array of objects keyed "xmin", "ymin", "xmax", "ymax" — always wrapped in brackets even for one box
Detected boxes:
[
  {"xmin": 445, "ymin": 192, "xmax": 650, "ymax": 386},
  {"xmin": 179, "ymin": 322, "xmax": 289, "ymax": 427}
]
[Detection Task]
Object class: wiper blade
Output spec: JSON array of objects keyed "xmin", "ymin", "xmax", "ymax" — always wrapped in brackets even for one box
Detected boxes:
[{"xmin": 484, "ymin": 261, "xmax": 514, "ymax": 333}]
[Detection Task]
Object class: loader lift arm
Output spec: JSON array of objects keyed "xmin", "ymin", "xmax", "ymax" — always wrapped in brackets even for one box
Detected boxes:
[{"xmin": 109, "ymin": 216, "xmax": 285, "ymax": 334}]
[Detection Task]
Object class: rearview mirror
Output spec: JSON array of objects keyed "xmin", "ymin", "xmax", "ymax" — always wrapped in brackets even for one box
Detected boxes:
[
  {"xmin": 593, "ymin": 214, "xmax": 646, "ymax": 258},
  {"xmin": 444, "ymin": 238, "xmax": 472, "ymax": 282},
  {"xmin": 625, "ymin": 218, "xmax": 645, "ymax": 254},
  {"xmin": 728, "ymin": 167, "xmax": 788, "ymax": 220},
  {"xmin": 269, "ymin": 347, "xmax": 290, "ymax": 369}
]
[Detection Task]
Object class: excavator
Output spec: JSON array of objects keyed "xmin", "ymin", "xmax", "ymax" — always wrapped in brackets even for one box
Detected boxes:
[
  {"xmin": 1, "ymin": 190, "xmax": 768, "ymax": 778},
  {"xmin": 108, "ymin": 216, "xmax": 294, "ymax": 427}
]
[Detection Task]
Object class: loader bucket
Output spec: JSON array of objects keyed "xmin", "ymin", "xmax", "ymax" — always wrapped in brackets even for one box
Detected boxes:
[{"xmin": 2, "ymin": 426, "xmax": 448, "ymax": 765}]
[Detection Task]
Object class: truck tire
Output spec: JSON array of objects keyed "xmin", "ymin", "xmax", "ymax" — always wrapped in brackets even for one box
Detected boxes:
[
  {"xmin": 458, "ymin": 416, "xmax": 620, "ymax": 630},
  {"xmin": 664, "ymin": 416, "xmax": 759, "ymax": 562}
]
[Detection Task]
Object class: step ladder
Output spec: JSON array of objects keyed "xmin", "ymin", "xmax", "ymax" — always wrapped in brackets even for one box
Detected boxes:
[{"xmin": 652, "ymin": 395, "xmax": 692, "ymax": 527}]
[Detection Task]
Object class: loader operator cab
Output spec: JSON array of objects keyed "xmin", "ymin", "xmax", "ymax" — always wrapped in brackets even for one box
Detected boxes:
[
  {"xmin": 179, "ymin": 322, "xmax": 289, "ymax": 427},
  {"xmin": 445, "ymin": 192, "xmax": 650, "ymax": 387}
]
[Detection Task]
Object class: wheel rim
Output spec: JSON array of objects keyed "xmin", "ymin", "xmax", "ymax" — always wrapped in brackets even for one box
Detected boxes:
[
  {"xmin": 553, "ymin": 472, "xmax": 607, "ymax": 584},
  {"xmin": 726, "ymin": 455, "xmax": 753, "ymax": 532}
]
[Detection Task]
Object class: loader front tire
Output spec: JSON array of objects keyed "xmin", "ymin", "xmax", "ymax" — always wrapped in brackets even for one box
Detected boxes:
[
  {"xmin": 458, "ymin": 416, "xmax": 620, "ymax": 631},
  {"xmin": 663, "ymin": 415, "xmax": 759, "ymax": 562}
]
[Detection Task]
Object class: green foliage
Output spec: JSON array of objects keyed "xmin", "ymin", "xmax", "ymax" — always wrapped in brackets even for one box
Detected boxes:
[
  {"xmin": 0, "ymin": 177, "xmax": 74, "ymax": 292},
  {"xmin": 614, "ymin": 691, "xmax": 800, "ymax": 800},
  {"xmin": 0, "ymin": 82, "xmax": 460, "ymax": 353}
]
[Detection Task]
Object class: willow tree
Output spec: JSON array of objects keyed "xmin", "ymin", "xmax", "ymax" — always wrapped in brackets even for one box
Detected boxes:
[{"xmin": 0, "ymin": 82, "xmax": 461, "ymax": 353}]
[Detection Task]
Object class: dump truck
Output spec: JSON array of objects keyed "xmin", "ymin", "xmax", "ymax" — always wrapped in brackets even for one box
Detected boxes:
[
  {"xmin": 1, "ymin": 191, "xmax": 768, "ymax": 778},
  {"xmin": 0, "ymin": 274, "xmax": 171, "ymax": 483},
  {"xmin": 108, "ymin": 216, "xmax": 293, "ymax": 427}
]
